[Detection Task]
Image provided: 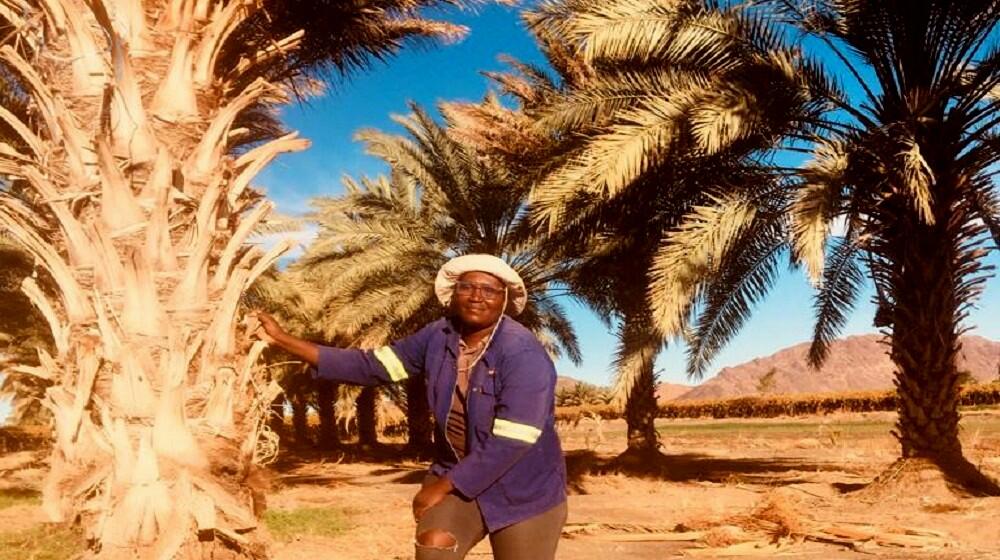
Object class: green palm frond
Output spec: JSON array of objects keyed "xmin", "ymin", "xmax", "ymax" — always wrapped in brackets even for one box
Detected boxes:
[
  {"xmin": 689, "ymin": 85, "xmax": 759, "ymax": 155},
  {"xmin": 527, "ymin": 0, "xmax": 696, "ymax": 60},
  {"xmin": 296, "ymin": 101, "xmax": 578, "ymax": 355},
  {"xmin": 570, "ymin": 99, "xmax": 687, "ymax": 196},
  {"xmin": 790, "ymin": 140, "xmax": 848, "ymax": 283},
  {"xmin": 520, "ymin": 295, "xmax": 582, "ymax": 364},
  {"xmin": 966, "ymin": 177, "xmax": 1000, "ymax": 250},
  {"xmin": 232, "ymin": 0, "xmax": 476, "ymax": 84},
  {"xmin": 648, "ymin": 193, "xmax": 760, "ymax": 338},
  {"xmin": 896, "ymin": 137, "xmax": 936, "ymax": 225},
  {"xmin": 534, "ymin": 68, "xmax": 710, "ymax": 133},
  {"xmin": 807, "ymin": 231, "xmax": 866, "ymax": 368},
  {"xmin": 685, "ymin": 220, "xmax": 785, "ymax": 378},
  {"xmin": 608, "ymin": 313, "xmax": 661, "ymax": 405}
]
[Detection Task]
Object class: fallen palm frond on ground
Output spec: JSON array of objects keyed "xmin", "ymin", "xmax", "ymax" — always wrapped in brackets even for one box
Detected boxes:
[
  {"xmin": 565, "ymin": 493, "xmax": 956, "ymax": 555},
  {"xmin": 556, "ymin": 383, "xmax": 1000, "ymax": 422},
  {"xmin": 563, "ymin": 522, "xmax": 705, "ymax": 542}
]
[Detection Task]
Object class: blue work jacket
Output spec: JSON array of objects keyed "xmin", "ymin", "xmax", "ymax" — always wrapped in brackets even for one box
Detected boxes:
[{"xmin": 315, "ymin": 316, "xmax": 567, "ymax": 531}]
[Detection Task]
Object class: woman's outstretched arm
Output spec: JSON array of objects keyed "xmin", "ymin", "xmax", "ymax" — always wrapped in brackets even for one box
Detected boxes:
[
  {"xmin": 250, "ymin": 311, "xmax": 435, "ymax": 386},
  {"xmin": 250, "ymin": 312, "xmax": 319, "ymax": 365}
]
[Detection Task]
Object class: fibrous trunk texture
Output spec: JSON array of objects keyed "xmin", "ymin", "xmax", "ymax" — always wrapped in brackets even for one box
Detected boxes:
[
  {"xmin": 879, "ymin": 160, "xmax": 999, "ymax": 495},
  {"xmin": 890, "ymin": 232, "xmax": 963, "ymax": 461},
  {"xmin": 624, "ymin": 362, "xmax": 659, "ymax": 453},
  {"xmin": 619, "ymin": 310, "xmax": 660, "ymax": 454},
  {"xmin": 0, "ymin": 1, "xmax": 310, "ymax": 557}
]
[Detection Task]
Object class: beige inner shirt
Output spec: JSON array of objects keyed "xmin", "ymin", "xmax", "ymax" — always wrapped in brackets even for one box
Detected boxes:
[{"xmin": 445, "ymin": 337, "xmax": 488, "ymax": 458}]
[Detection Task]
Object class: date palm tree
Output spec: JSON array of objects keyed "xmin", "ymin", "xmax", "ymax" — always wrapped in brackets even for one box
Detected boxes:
[
  {"xmin": 296, "ymin": 102, "xmax": 581, "ymax": 450},
  {"xmin": 519, "ymin": 0, "xmax": 830, "ymax": 454},
  {"xmin": 774, "ymin": 0, "xmax": 1000, "ymax": 493},
  {"xmin": 0, "ymin": 0, "xmax": 491, "ymax": 556}
]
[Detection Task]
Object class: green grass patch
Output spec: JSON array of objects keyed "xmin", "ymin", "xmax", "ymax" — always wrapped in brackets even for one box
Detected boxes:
[
  {"xmin": 264, "ymin": 507, "xmax": 351, "ymax": 541},
  {"xmin": 0, "ymin": 488, "xmax": 40, "ymax": 510},
  {"xmin": 0, "ymin": 524, "xmax": 83, "ymax": 560}
]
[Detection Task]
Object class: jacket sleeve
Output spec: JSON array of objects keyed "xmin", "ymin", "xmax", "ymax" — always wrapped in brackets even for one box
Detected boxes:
[
  {"xmin": 446, "ymin": 344, "xmax": 555, "ymax": 498},
  {"xmin": 313, "ymin": 323, "xmax": 431, "ymax": 386}
]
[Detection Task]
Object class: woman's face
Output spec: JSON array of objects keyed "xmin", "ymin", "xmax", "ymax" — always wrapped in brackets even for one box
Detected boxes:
[{"xmin": 452, "ymin": 271, "xmax": 507, "ymax": 330}]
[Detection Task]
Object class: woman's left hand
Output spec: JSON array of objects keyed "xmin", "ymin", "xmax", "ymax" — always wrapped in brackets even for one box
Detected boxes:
[{"xmin": 412, "ymin": 476, "xmax": 454, "ymax": 521}]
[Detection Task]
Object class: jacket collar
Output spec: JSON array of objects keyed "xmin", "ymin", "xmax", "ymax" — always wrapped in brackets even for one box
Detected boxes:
[{"xmin": 443, "ymin": 316, "xmax": 505, "ymax": 368}]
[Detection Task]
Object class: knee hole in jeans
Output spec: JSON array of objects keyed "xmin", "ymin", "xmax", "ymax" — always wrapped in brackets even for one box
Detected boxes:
[{"xmin": 417, "ymin": 528, "xmax": 458, "ymax": 550}]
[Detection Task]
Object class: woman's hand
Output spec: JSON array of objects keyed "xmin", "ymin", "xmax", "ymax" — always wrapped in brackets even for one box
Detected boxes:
[
  {"xmin": 412, "ymin": 476, "xmax": 454, "ymax": 521},
  {"xmin": 247, "ymin": 311, "xmax": 283, "ymax": 344},
  {"xmin": 247, "ymin": 311, "xmax": 320, "ymax": 366}
]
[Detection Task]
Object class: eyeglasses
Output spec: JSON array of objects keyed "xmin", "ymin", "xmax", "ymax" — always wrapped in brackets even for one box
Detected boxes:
[{"xmin": 455, "ymin": 281, "xmax": 506, "ymax": 301}]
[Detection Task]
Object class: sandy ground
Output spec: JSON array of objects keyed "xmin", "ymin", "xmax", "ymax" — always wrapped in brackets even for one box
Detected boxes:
[
  {"xmin": 3, "ymin": 411, "xmax": 1000, "ymax": 559},
  {"xmin": 265, "ymin": 411, "xmax": 1000, "ymax": 559}
]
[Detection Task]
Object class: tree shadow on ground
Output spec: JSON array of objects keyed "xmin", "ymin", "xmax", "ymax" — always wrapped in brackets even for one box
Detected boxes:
[
  {"xmin": 272, "ymin": 443, "xmax": 874, "ymax": 494},
  {"xmin": 271, "ymin": 443, "xmax": 430, "ymax": 486},
  {"xmin": 565, "ymin": 449, "xmax": 867, "ymax": 494}
]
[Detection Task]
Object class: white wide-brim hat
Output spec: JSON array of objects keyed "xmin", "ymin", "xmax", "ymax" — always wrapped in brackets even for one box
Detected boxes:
[{"xmin": 435, "ymin": 254, "xmax": 528, "ymax": 315}]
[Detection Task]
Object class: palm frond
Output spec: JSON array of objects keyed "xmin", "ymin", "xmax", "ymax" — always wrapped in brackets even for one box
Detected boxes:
[
  {"xmin": 807, "ymin": 232, "xmax": 865, "ymax": 368},
  {"xmin": 608, "ymin": 311, "xmax": 661, "ymax": 406},
  {"xmin": 648, "ymin": 193, "xmax": 759, "ymax": 338},
  {"xmin": 965, "ymin": 178, "xmax": 1000, "ymax": 250},
  {"xmin": 790, "ymin": 139, "xmax": 848, "ymax": 283},
  {"xmin": 685, "ymin": 220, "xmax": 785, "ymax": 378},
  {"xmin": 897, "ymin": 137, "xmax": 936, "ymax": 225}
]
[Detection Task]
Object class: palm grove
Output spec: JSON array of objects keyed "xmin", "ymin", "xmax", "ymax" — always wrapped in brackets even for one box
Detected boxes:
[{"xmin": 1, "ymin": 0, "xmax": 999, "ymax": 558}]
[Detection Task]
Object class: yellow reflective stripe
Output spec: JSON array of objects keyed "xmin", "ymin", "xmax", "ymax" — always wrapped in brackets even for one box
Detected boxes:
[
  {"xmin": 492, "ymin": 418, "xmax": 542, "ymax": 444},
  {"xmin": 373, "ymin": 346, "xmax": 408, "ymax": 382}
]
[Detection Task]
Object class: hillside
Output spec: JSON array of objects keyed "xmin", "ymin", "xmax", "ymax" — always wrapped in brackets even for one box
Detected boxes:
[
  {"xmin": 656, "ymin": 382, "xmax": 694, "ymax": 402},
  {"xmin": 679, "ymin": 334, "xmax": 1000, "ymax": 401}
]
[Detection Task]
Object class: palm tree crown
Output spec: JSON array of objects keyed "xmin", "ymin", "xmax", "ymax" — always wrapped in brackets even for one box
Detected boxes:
[{"xmin": 297, "ymin": 102, "xmax": 581, "ymax": 363}]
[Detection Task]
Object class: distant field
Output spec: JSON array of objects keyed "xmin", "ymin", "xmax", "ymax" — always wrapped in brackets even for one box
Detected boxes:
[
  {"xmin": 557, "ymin": 410, "xmax": 1000, "ymax": 462},
  {"xmin": 653, "ymin": 409, "xmax": 1000, "ymax": 438},
  {"xmin": 556, "ymin": 383, "xmax": 1000, "ymax": 421}
]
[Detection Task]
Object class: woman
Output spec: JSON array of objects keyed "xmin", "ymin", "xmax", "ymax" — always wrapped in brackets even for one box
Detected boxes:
[{"xmin": 253, "ymin": 254, "xmax": 567, "ymax": 559}]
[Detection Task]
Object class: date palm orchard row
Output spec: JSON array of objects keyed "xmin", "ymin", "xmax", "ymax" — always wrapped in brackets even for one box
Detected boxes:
[{"xmin": 305, "ymin": 0, "xmax": 1000, "ymax": 493}]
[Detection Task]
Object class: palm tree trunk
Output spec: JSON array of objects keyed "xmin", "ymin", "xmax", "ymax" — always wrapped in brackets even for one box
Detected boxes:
[
  {"xmin": 405, "ymin": 376, "xmax": 433, "ymax": 454},
  {"xmin": 619, "ymin": 309, "xmax": 661, "ymax": 454},
  {"xmin": 316, "ymin": 379, "xmax": 341, "ymax": 450},
  {"xmin": 289, "ymin": 389, "xmax": 311, "ymax": 447},
  {"xmin": 268, "ymin": 392, "xmax": 286, "ymax": 439},
  {"xmin": 890, "ymin": 256, "xmax": 962, "ymax": 461},
  {"xmin": 357, "ymin": 386, "xmax": 378, "ymax": 446},
  {"xmin": 885, "ymin": 201, "xmax": 999, "ymax": 494},
  {"xmin": 625, "ymin": 362, "xmax": 659, "ymax": 452}
]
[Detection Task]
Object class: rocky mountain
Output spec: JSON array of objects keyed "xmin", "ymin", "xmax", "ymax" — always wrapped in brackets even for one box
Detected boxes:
[
  {"xmin": 558, "ymin": 375, "xmax": 694, "ymax": 402},
  {"xmin": 678, "ymin": 334, "xmax": 1000, "ymax": 401},
  {"xmin": 556, "ymin": 376, "xmax": 586, "ymax": 393},
  {"xmin": 656, "ymin": 382, "xmax": 694, "ymax": 402}
]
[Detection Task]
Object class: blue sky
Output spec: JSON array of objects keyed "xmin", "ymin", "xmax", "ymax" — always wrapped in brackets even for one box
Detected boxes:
[{"xmin": 254, "ymin": 3, "xmax": 1000, "ymax": 387}]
